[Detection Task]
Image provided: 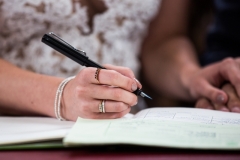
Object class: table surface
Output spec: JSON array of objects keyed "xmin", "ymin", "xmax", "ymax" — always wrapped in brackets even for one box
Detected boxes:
[{"xmin": 0, "ymin": 145, "xmax": 240, "ymax": 160}]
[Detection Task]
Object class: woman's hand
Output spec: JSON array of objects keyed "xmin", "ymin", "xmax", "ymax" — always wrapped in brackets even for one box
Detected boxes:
[
  {"xmin": 61, "ymin": 64, "xmax": 142, "ymax": 121},
  {"xmin": 196, "ymin": 83, "xmax": 240, "ymax": 113}
]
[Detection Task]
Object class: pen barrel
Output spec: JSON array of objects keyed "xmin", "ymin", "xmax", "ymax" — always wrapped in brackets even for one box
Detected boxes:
[
  {"xmin": 42, "ymin": 34, "xmax": 105, "ymax": 69},
  {"xmin": 133, "ymin": 89, "xmax": 142, "ymax": 96},
  {"xmin": 42, "ymin": 34, "xmax": 87, "ymax": 66}
]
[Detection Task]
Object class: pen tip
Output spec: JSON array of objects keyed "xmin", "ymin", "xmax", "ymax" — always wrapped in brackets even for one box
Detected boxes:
[{"xmin": 140, "ymin": 92, "xmax": 152, "ymax": 100}]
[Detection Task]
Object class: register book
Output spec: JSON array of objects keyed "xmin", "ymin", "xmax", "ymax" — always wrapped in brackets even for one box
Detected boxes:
[
  {"xmin": 1, "ymin": 107, "xmax": 240, "ymax": 149},
  {"xmin": 64, "ymin": 107, "xmax": 240, "ymax": 149}
]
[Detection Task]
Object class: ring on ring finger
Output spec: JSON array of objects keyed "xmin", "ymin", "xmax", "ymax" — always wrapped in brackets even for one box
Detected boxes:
[{"xmin": 98, "ymin": 100, "xmax": 106, "ymax": 113}]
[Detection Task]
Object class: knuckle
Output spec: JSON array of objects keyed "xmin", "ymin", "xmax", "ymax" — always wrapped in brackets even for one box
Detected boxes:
[
  {"xmin": 112, "ymin": 89, "xmax": 123, "ymax": 100},
  {"xmin": 75, "ymin": 86, "xmax": 86, "ymax": 97},
  {"xmin": 78, "ymin": 68, "xmax": 90, "ymax": 81},
  {"xmin": 109, "ymin": 70, "xmax": 120, "ymax": 82}
]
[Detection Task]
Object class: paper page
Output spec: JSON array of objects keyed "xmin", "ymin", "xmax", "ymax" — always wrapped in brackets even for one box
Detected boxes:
[
  {"xmin": 0, "ymin": 117, "xmax": 74, "ymax": 145},
  {"xmin": 133, "ymin": 107, "xmax": 240, "ymax": 124},
  {"xmin": 64, "ymin": 107, "xmax": 240, "ymax": 149},
  {"xmin": 122, "ymin": 113, "xmax": 134, "ymax": 119}
]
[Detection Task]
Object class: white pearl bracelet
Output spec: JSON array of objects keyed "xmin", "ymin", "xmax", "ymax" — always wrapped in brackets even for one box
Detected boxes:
[{"xmin": 54, "ymin": 76, "xmax": 75, "ymax": 121}]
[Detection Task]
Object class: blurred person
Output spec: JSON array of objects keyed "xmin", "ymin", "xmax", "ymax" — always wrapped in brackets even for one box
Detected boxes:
[{"xmin": 140, "ymin": 0, "xmax": 240, "ymax": 113}]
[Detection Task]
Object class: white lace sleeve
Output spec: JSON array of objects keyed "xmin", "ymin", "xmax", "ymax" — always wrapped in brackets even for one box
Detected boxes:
[{"xmin": 0, "ymin": 0, "xmax": 161, "ymax": 78}]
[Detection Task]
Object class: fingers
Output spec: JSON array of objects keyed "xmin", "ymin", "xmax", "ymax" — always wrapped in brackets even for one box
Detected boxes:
[
  {"xmin": 222, "ymin": 83, "xmax": 240, "ymax": 113},
  {"xmin": 90, "ymin": 100, "xmax": 130, "ymax": 113},
  {"xmin": 81, "ymin": 107, "xmax": 131, "ymax": 119},
  {"xmin": 197, "ymin": 83, "xmax": 240, "ymax": 113},
  {"xmin": 212, "ymin": 103, "xmax": 229, "ymax": 112},
  {"xmin": 193, "ymin": 79, "xmax": 228, "ymax": 104},
  {"xmin": 195, "ymin": 97, "xmax": 229, "ymax": 111},
  {"xmin": 104, "ymin": 64, "xmax": 135, "ymax": 78},
  {"xmin": 68, "ymin": 67, "xmax": 138, "ymax": 120},
  {"xmin": 79, "ymin": 67, "xmax": 139, "ymax": 93},
  {"xmin": 96, "ymin": 108, "xmax": 131, "ymax": 119},
  {"xmin": 103, "ymin": 64, "xmax": 142, "ymax": 89},
  {"xmin": 191, "ymin": 58, "xmax": 240, "ymax": 106},
  {"xmin": 87, "ymin": 84, "xmax": 138, "ymax": 106},
  {"xmin": 195, "ymin": 98, "xmax": 214, "ymax": 110},
  {"xmin": 219, "ymin": 58, "xmax": 240, "ymax": 98}
]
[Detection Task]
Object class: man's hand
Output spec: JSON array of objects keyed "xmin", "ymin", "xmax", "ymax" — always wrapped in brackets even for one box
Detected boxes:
[
  {"xmin": 185, "ymin": 58, "xmax": 240, "ymax": 106},
  {"xmin": 196, "ymin": 83, "xmax": 240, "ymax": 113}
]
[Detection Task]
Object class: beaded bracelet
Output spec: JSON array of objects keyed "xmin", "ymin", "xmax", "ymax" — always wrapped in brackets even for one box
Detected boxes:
[{"xmin": 54, "ymin": 76, "xmax": 75, "ymax": 121}]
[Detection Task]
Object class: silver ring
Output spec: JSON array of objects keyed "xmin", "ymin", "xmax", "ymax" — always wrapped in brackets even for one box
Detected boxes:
[
  {"xmin": 99, "ymin": 100, "xmax": 105, "ymax": 113},
  {"xmin": 102, "ymin": 100, "xmax": 105, "ymax": 113}
]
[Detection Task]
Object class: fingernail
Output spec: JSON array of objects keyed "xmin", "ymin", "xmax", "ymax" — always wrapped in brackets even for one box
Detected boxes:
[
  {"xmin": 216, "ymin": 95, "xmax": 225, "ymax": 103},
  {"xmin": 134, "ymin": 78, "xmax": 141, "ymax": 84},
  {"xmin": 131, "ymin": 83, "xmax": 137, "ymax": 91},
  {"xmin": 231, "ymin": 107, "xmax": 240, "ymax": 113}
]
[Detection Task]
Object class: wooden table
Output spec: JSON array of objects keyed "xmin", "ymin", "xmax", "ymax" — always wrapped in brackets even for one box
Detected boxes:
[{"xmin": 0, "ymin": 145, "xmax": 240, "ymax": 160}]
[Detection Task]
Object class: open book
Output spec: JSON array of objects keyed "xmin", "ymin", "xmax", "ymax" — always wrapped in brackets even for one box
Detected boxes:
[
  {"xmin": 1, "ymin": 107, "xmax": 240, "ymax": 150},
  {"xmin": 63, "ymin": 107, "xmax": 240, "ymax": 150},
  {"xmin": 0, "ymin": 117, "xmax": 74, "ymax": 145}
]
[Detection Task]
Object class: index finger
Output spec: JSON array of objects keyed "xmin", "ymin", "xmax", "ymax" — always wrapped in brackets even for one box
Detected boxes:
[
  {"xmin": 103, "ymin": 64, "xmax": 142, "ymax": 89},
  {"xmin": 81, "ymin": 67, "xmax": 139, "ymax": 93}
]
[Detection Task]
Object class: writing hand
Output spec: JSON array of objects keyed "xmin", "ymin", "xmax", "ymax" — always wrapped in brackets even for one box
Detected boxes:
[{"xmin": 60, "ymin": 65, "xmax": 141, "ymax": 121}]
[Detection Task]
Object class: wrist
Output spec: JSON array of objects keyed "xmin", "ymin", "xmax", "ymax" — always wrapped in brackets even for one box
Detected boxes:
[{"xmin": 54, "ymin": 76, "xmax": 75, "ymax": 121}]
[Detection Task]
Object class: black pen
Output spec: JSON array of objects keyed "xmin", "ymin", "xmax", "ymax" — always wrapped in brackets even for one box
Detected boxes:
[{"xmin": 41, "ymin": 32, "xmax": 152, "ymax": 100}]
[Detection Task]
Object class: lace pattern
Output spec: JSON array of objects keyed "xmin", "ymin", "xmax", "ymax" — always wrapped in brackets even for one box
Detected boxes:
[{"xmin": 0, "ymin": 0, "xmax": 160, "ymax": 78}]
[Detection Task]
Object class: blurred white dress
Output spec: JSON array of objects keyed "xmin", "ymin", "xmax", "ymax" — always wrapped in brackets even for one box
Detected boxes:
[
  {"xmin": 0, "ymin": 0, "xmax": 160, "ymax": 111},
  {"xmin": 0, "ymin": 0, "xmax": 160, "ymax": 77}
]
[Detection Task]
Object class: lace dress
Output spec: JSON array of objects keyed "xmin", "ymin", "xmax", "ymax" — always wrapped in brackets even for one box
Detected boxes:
[
  {"xmin": 0, "ymin": 0, "xmax": 160, "ymax": 111},
  {"xmin": 0, "ymin": 0, "xmax": 160, "ymax": 78}
]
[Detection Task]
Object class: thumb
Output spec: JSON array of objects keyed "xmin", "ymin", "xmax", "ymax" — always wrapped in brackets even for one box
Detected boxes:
[{"xmin": 195, "ymin": 80, "xmax": 228, "ymax": 104}]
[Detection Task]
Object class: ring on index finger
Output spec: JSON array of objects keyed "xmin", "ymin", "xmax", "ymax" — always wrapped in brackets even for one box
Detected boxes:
[{"xmin": 95, "ymin": 68, "xmax": 101, "ymax": 83}]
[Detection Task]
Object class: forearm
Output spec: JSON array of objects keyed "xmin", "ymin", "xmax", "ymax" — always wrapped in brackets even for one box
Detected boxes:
[
  {"xmin": 141, "ymin": 36, "xmax": 201, "ymax": 101},
  {"xmin": 139, "ymin": 0, "xmax": 201, "ymax": 101},
  {"xmin": 0, "ymin": 59, "xmax": 63, "ymax": 117}
]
